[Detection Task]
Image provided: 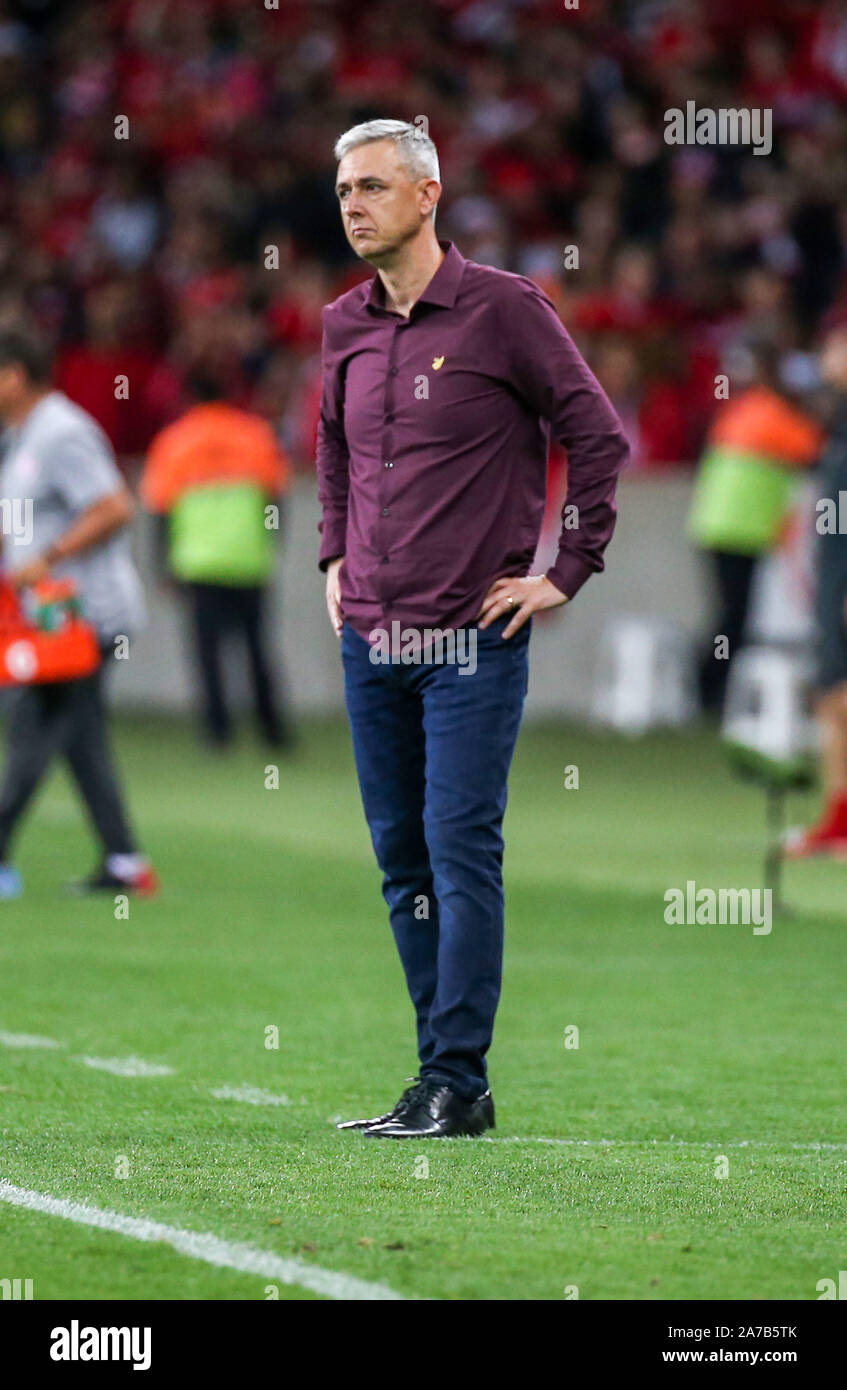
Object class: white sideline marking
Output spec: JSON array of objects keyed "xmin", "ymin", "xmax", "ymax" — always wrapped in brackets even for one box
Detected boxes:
[
  {"xmin": 483, "ymin": 1136, "xmax": 847, "ymax": 1151},
  {"xmin": 10, "ymin": 1025, "xmax": 839, "ymax": 1155},
  {"xmin": 211, "ymin": 1085, "xmax": 291, "ymax": 1107},
  {"xmin": 0, "ymin": 1182, "xmax": 405, "ymax": 1302},
  {"xmin": 78, "ymin": 1056, "xmax": 175, "ymax": 1078},
  {"xmin": 0, "ymin": 1031, "xmax": 62, "ymax": 1049}
]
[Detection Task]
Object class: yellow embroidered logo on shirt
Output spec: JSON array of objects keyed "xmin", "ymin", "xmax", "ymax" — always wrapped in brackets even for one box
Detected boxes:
[{"xmin": 431, "ymin": 356, "xmax": 445, "ymax": 370}]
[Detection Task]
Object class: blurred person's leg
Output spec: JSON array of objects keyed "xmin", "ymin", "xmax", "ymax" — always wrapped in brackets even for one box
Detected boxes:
[
  {"xmin": 785, "ymin": 684, "xmax": 847, "ymax": 858},
  {"xmin": 0, "ymin": 664, "xmax": 152, "ymax": 892},
  {"xmin": 341, "ymin": 623, "xmax": 439, "ymax": 1070},
  {"xmin": 237, "ymin": 585, "xmax": 291, "ymax": 746},
  {"xmin": 701, "ymin": 549, "xmax": 757, "ymax": 711},
  {"xmin": 189, "ymin": 582, "xmax": 231, "ymax": 744},
  {"xmin": 818, "ymin": 684, "xmax": 847, "ymax": 799},
  {"xmin": 786, "ymin": 582, "xmax": 847, "ymax": 857},
  {"xmin": 64, "ymin": 659, "xmax": 137, "ymax": 859},
  {"xmin": 817, "ymin": 587, "xmax": 847, "ymax": 805},
  {"xmin": 0, "ymin": 681, "xmax": 77, "ymax": 865}
]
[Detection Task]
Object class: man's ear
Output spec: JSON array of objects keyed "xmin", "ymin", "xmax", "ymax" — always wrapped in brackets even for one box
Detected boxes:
[{"xmin": 420, "ymin": 179, "xmax": 441, "ymax": 215}]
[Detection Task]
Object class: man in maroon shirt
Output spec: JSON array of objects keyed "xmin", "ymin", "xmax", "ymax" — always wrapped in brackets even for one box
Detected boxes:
[{"xmin": 318, "ymin": 120, "xmax": 628, "ymax": 1139}]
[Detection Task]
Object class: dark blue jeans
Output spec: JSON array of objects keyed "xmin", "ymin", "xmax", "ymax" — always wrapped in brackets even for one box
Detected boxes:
[{"xmin": 341, "ymin": 615, "xmax": 530, "ymax": 1099}]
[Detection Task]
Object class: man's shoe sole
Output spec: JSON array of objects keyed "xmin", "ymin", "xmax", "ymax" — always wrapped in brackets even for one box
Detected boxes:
[{"xmin": 363, "ymin": 1119, "xmax": 495, "ymax": 1139}]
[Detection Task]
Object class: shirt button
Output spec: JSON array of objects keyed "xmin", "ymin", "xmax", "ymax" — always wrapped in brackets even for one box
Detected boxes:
[
  {"xmin": 386, "ymin": 413, "xmax": 395, "ymax": 423},
  {"xmin": 381, "ymin": 556, "xmax": 389, "ymax": 564},
  {"xmin": 384, "ymin": 461, "xmax": 393, "ymax": 469},
  {"xmin": 389, "ymin": 367, "xmax": 398, "ymax": 376},
  {"xmin": 381, "ymin": 507, "xmax": 390, "ymax": 516}
]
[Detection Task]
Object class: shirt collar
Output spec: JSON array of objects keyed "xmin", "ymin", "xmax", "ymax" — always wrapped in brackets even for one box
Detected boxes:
[{"xmin": 366, "ymin": 240, "xmax": 466, "ymax": 315}]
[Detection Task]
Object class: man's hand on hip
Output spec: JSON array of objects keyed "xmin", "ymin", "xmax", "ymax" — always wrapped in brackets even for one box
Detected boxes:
[
  {"xmin": 326, "ymin": 556, "xmax": 345, "ymax": 637},
  {"xmin": 478, "ymin": 573, "xmax": 568, "ymax": 638}
]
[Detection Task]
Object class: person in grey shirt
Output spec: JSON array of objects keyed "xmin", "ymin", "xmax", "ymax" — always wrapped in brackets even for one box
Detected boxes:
[{"xmin": 0, "ymin": 328, "xmax": 157, "ymax": 899}]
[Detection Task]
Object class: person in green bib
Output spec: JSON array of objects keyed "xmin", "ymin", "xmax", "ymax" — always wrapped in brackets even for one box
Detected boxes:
[
  {"xmin": 687, "ymin": 342, "xmax": 822, "ymax": 710},
  {"xmin": 142, "ymin": 374, "xmax": 293, "ymax": 747}
]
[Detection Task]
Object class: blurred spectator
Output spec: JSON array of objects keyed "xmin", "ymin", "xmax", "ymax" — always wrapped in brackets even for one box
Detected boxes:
[
  {"xmin": 55, "ymin": 279, "xmax": 161, "ymax": 456},
  {"xmin": 786, "ymin": 324, "xmax": 847, "ymax": 858},
  {"xmin": 687, "ymin": 340, "xmax": 823, "ymax": 709},
  {"xmin": 0, "ymin": 324, "xmax": 157, "ymax": 900},
  {"xmin": 141, "ymin": 370, "xmax": 293, "ymax": 749},
  {"xmin": 0, "ymin": 0, "xmax": 843, "ymax": 472}
]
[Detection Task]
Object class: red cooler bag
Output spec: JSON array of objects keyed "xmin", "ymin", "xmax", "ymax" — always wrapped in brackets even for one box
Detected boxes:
[{"xmin": 0, "ymin": 577, "xmax": 101, "ymax": 686}]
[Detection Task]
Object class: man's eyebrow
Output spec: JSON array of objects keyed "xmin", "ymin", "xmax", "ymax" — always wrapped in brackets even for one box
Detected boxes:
[{"xmin": 335, "ymin": 175, "xmax": 388, "ymax": 193}]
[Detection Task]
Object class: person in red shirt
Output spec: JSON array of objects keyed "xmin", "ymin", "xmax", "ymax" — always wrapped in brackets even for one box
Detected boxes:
[{"xmin": 56, "ymin": 281, "xmax": 160, "ymax": 458}]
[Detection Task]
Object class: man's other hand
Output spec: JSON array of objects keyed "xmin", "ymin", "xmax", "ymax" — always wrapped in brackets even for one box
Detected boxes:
[
  {"xmin": 478, "ymin": 573, "xmax": 568, "ymax": 638},
  {"xmin": 326, "ymin": 556, "xmax": 345, "ymax": 636}
]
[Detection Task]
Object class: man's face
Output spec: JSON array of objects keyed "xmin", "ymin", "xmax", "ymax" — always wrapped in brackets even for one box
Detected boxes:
[{"xmin": 335, "ymin": 139, "xmax": 440, "ymax": 264}]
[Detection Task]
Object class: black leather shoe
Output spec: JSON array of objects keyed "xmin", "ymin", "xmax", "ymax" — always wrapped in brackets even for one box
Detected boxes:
[
  {"xmin": 336, "ymin": 1077, "xmax": 430, "ymax": 1131},
  {"xmin": 364, "ymin": 1079, "xmax": 495, "ymax": 1139}
]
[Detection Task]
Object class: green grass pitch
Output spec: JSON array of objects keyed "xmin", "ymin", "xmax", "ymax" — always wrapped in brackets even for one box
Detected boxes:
[{"xmin": 0, "ymin": 712, "xmax": 844, "ymax": 1301}]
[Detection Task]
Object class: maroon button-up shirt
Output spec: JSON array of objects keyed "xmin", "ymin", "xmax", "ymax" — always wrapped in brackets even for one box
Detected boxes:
[{"xmin": 317, "ymin": 240, "xmax": 629, "ymax": 638}]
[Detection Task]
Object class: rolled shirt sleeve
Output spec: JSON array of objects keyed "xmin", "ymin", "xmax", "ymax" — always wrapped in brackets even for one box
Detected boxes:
[
  {"xmin": 46, "ymin": 419, "xmax": 125, "ymax": 514},
  {"xmin": 502, "ymin": 279, "xmax": 630, "ymax": 600}
]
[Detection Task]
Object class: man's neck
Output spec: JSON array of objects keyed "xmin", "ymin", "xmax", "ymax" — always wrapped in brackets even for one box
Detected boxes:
[
  {"xmin": 6, "ymin": 385, "xmax": 51, "ymax": 428},
  {"xmin": 377, "ymin": 233, "xmax": 445, "ymax": 319}
]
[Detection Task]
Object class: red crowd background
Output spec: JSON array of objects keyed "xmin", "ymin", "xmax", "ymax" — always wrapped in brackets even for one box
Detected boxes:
[{"xmin": 0, "ymin": 0, "xmax": 845, "ymax": 475}]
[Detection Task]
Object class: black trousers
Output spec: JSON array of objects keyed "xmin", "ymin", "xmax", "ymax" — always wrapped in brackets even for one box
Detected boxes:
[
  {"xmin": 700, "ymin": 549, "xmax": 758, "ymax": 711},
  {"xmin": 187, "ymin": 582, "xmax": 287, "ymax": 744},
  {"xmin": 0, "ymin": 654, "xmax": 136, "ymax": 863}
]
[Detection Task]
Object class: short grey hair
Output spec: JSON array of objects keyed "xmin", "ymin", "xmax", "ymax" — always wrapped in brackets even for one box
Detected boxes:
[{"xmin": 333, "ymin": 120, "xmax": 440, "ymax": 183}]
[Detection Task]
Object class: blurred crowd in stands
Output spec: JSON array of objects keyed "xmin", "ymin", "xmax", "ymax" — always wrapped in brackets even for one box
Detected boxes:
[{"xmin": 0, "ymin": 0, "xmax": 846, "ymax": 472}]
